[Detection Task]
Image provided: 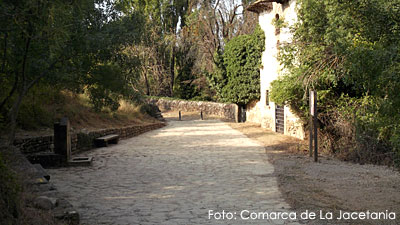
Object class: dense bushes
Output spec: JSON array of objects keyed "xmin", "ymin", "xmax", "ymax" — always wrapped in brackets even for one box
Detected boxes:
[
  {"xmin": 209, "ymin": 26, "xmax": 265, "ymax": 105},
  {"xmin": 270, "ymin": 0, "xmax": 400, "ymax": 166}
]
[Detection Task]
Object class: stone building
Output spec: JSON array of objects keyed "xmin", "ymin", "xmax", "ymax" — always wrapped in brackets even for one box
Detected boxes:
[{"xmin": 246, "ymin": 0, "xmax": 305, "ymax": 139}]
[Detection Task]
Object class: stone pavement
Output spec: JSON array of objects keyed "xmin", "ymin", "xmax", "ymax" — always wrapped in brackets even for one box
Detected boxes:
[{"xmin": 48, "ymin": 120, "xmax": 300, "ymax": 225}]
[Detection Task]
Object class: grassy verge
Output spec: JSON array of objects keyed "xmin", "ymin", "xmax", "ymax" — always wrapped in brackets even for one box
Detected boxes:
[{"xmin": 1, "ymin": 88, "xmax": 160, "ymax": 137}]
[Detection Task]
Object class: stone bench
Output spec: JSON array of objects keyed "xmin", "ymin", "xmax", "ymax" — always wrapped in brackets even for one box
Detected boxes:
[{"xmin": 95, "ymin": 134, "xmax": 119, "ymax": 147}]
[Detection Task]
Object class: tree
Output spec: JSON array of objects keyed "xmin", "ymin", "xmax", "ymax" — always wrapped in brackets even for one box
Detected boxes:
[
  {"xmin": 0, "ymin": 0, "xmax": 96, "ymax": 144},
  {"xmin": 187, "ymin": 0, "xmax": 256, "ymax": 73},
  {"xmin": 116, "ymin": 0, "xmax": 190, "ymax": 97},
  {"xmin": 0, "ymin": 0, "xmax": 145, "ymax": 144},
  {"xmin": 120, "ymin": 0, "xmax": 258, "ymax": 100}
]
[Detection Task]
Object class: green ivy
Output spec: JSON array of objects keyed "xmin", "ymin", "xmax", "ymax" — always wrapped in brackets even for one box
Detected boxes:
[{"xmin": 209, "ymin": 25, "xmax": 265, "ymax": 105}]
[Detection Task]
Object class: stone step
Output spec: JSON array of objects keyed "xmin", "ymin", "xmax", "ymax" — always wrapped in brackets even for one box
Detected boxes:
[{"xmin": 33, "ymin": 164, "xmax": 50, "ymax": 181}]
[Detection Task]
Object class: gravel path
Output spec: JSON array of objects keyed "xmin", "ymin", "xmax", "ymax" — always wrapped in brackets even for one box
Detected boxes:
[{"xmin": 48, "ymin": 120, "xmax": 299, "ymax": 225}]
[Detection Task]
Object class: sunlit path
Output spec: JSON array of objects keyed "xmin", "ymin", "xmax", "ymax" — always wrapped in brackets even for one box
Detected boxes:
[{"xmin": 48, "ymin": 120, "xmax": 298, "ymax": 225}]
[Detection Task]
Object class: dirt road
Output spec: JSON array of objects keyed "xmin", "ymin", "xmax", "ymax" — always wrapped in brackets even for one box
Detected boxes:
[{"xmin": 229, "ymin": 122, "xmax": 400, "ymax": 225}]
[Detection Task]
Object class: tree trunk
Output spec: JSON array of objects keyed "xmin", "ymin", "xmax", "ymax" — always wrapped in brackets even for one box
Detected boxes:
[
  {"xmin": 6, "ymin": 59, "xmax": 60, "ymax": 146},
  {"xmin": 170, "ymin": 46, "xmax": 176, "ymax": 97},
  {"xmin": 0, "ymin": 71, "xmax": 18, "ymax": 112},
  {"xmin": 7, "ymin": 88, "xmax": 25, "ymax": 146},
  {"xmin": 1, "ymin": 32, "xmax": 7, "ymax": 72},
  {"xmin": 144, "ymin": 71, "xmax": 150, "ymax": 96}
]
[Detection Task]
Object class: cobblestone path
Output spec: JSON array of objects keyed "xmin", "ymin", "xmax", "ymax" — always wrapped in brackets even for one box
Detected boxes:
[{"xmin": 48, "ymin": 120, "xmax": 299, "ymax": 225}]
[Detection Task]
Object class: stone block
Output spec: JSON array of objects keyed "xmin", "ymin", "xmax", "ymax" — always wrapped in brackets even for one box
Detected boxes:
[
  {"xmin": 68, "ymin": 157, "xmax": 93, "ymax": 167},
  {"xmin": 27, "ymin": 153, "xmax": 64, "ymax": 168},
  {"xmin": 34, "ymin": 196, "xmax": 58, "ymax": 210},
  {"xmin": 54, "ymin": 117, "xmax": 71, "ymax": 162},
  {"xmin": 33, "ymin": 164, "xmax": 50, "ymax": 181}
]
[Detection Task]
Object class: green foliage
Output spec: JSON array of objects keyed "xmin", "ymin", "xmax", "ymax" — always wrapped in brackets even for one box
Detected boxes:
[
  {"xmin": 272, "ymin": 16, "xmax": 288, "ymax": 30},
  {"xmin": 271, "ymin": 0, "xmax": 400, "ymax": 166},
  {"xmin": 270, "ymin": 74, "xmax": 306, "ymax": 118},
  {"xmin": 14, "ymin": 84, "xmax": 63, "ymax": 130},
  {"xmin": 0, "ymin": 152, "xmax": 21, "ymax": 223},
  {"xmin": 86, "ymin": 63, "xmax": 125, "ymax": 112},
  {"xmin": 139, "ymin": 103, "xmax": 161, "ymax": 118},
  {"xmin": 0, "ymin": 0, "xmax": 147, "ymax": 138},
  {"xmin": 115, "ymin": 0, "xmax": 191, "ymax": 97},
  {"xmin": 173, "ymin": 41, "xmax": 198, "ymax": 100},
  {"xmin": 210, "ymin": 25, "xmax": 265, "ymax": 105}
]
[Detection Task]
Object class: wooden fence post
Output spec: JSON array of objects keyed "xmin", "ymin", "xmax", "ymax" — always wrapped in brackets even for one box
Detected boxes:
[
  {"xmin": 309, "ymin": 90, "xmax": 318, "ymax": 162},
  {"xmin": 313, "ymin": 91, "xmax": 318, "ymax": 162},
  {"xmin": 309, "ymin": 93, "xmax": 313, "ymax": 158}
]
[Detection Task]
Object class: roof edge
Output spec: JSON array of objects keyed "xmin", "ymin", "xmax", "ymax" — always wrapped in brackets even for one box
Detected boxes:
[{"xmin": 247, "ymin": 0, "xmax": 290, "ymax": 14}]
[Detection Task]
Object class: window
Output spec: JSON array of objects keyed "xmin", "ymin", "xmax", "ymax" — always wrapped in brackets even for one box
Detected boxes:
[
  {"xmin": 266, "ymin": 90, "xmax": 270, "ymax": 106},
  {"xmin": 275, "ymin": 14, "xmax": 280, "ymax": 35}
]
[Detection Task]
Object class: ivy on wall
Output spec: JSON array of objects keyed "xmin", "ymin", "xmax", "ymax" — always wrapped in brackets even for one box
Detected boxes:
[{"xmin": 209, "ymin": 25, "xmax": 265, "ymax": 105}]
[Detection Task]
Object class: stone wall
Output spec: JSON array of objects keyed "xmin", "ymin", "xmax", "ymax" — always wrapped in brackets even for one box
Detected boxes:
[
  {"xmin": 148, "ymin": 98, "xmax": 239, "ymax": 122},
  {"xmin": 284, "ymin": 106, "xmax": 305, "ymax": 139},
  {"xmin": 246, "ymin": 100, "xmax": 305, "ymax": 139},
  {"xmin": 13, "ymin": 136, "xmax": 54, "ymax": 154},
  {"xmin": 14, "ymin": 123, "xmax": 165, "ymax": 155},
  {"xmin": 245, "ymin": 100, "xmax": 262, "ymax": 124}
]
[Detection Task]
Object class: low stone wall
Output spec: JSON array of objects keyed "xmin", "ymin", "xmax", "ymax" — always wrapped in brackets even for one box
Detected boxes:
[
  {"xmin": 14, "ymin": 135, "xmax": 54, "ymax": 154},
  {"xmin": 284, "ymin": 107, "xmax": 305, "ymax": 140},
  {"xmin": 148, "ymin": 98, "xmax": 239, "ymax": 122},
  {"xmin": 72, "ymin": 123, "xmax": 165, "ymax": 152},
  {"xmin": 14, "ymin": 123, "xmax": 165, "ymax": 155},
  {"xmin": 246, "ymin": 100, "xmax": 262, "ymax": 124},
  {"xmin": 246, "ymin": 100, "xmax": 305, "ymax": 140}
]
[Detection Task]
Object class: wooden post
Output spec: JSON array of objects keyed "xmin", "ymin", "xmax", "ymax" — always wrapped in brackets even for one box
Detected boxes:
[
  {"xmin": 313, "ymin": 91, "xmax": 318, "ymax": 162},
  {"xmin": 309, "ymin": 91, "xmax": 313, "ymax": 157},
  {"xmin": 200, "ymin": 111, "xmax": 203, "ymax": 120},
  {"xmin": 179, "ymin": 111, "xmax": 181, "ymax": 121}
]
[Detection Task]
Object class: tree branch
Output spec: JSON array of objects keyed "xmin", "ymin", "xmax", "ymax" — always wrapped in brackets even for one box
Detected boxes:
[
  {"xmin": 1, "ymin": 32, "xmax": 7, "ymax": 73},
  {"xmin": 21, "ymin": 35, "xmax": 32, "ymax": 90}
]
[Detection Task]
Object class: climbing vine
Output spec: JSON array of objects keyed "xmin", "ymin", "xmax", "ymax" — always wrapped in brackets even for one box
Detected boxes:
[{"xmin": 209, "ymin": 25, "xmax": 265, "ymax": 105}]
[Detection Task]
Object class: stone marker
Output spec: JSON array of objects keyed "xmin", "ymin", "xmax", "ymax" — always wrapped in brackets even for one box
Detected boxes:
[{"xmin": 54, "ymin": 117, "xmax": 71, "ymax": 162}]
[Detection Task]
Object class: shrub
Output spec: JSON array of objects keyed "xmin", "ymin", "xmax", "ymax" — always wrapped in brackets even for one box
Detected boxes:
[
  {"xmin": 270, "ymin": 0, "xmax": 400, "ymax": 167},
  {"xmin": 209, "ymin": 25, "xmax": 265, "ymax": 105}
]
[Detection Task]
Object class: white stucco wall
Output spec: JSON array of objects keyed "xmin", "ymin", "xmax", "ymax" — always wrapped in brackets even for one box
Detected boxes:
[{"xmin": 246, "ymin": 0, "xmax": 305, "ymax": 139}]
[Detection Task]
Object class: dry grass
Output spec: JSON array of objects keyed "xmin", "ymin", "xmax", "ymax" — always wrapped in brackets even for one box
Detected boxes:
[
  {"xmin": 8, "ymin": 91, "xmax": 160, "ymax": 138},
  {"xmin": 60, "ymin": 92, "xmax": 159, "ymax": 130}
]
